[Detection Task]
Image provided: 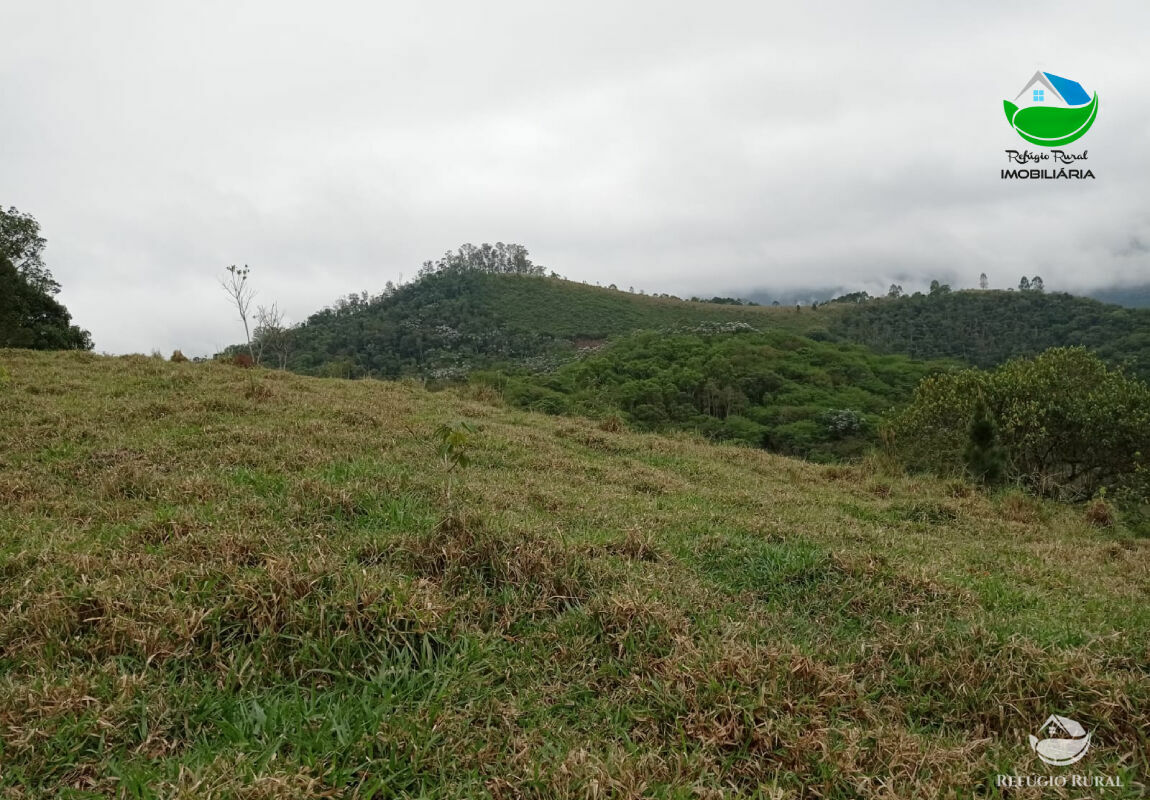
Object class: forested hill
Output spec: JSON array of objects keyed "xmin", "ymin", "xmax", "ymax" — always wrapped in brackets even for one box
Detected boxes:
[
  {"xmin": 828, "ymin": 289, "xmax": 1150, "ymax": 380},
  {"xmin": 269, "ymin": 244, "xmax": 1150, "ymax": 382},
  {"xmin": 284, "ymin": 268, "xmax": 833, "ymax": 379}
]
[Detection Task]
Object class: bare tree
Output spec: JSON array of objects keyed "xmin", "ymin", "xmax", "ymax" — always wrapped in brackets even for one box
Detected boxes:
[
  {"xmin": 254, "ymin": 302, "xmax": 291, "ymax": 369},
  {"xmin": 220, "ymin": 264, "xmax": 255, "ymax": 360}
]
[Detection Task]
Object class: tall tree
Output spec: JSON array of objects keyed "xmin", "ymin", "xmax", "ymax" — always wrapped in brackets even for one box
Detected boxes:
[
  {"xmin": 0, "ymin": 208, "xmax": 91, "ymax": 350},
  {"xmin": 979, "ymin": 273, "xmax": 989, "ymax": 290},
  {"xmin": 1019, "ymin": 276, "xmax": 1031, "ymax": 291},
  {"xmin": 1031, "ymin": 275, "xmax": 1044, "ymax": 293},
  {"xmin": 0, "ymin": 254, "xmax": 92, "ymax": 349},
  {"xmin": 0, "ymin": 206, "xmax": 59, "ymax": 295},
  {"xmin": 220, "ymin": 265, "xmax": 256, "ymax": 361}
]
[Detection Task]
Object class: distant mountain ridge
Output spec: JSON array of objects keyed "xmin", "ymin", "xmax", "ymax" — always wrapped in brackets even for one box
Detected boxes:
[
  {"xmin": 261, "ymin": 248, "xmax": 1150, "ymax": 382},
  {"xmin": 1085, "ymin": 283, "xmax": 1150, "ymax": 308}
]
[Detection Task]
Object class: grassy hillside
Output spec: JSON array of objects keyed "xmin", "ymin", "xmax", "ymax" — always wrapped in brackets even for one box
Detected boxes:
[
  {"xmin": 829, "ymin": 290, "xmax": 1150, "ymax": 380},
  {"xmin": 1, "ymin": 351, "xmax": 1146, "ymax": 797},
  {"xmin": 284, "ymin": 271, "xmax": 838, "ymax": 379}
]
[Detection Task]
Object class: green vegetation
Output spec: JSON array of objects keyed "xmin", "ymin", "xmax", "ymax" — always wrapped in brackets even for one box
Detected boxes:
[
  {"xmin": 829, "ymin": 289, "xmax": 1150, "ymax": 379},
  {"xmin": 266, "ymin": 252, "xmax": 1150, "ymax": 400},
  {"xmin": 962, "ymin": 395, "xmax": 1004, "ymax": 486},
  {"xmin": 1, "ymin": 350, "xmax": 1146, "ymax": 796},
  {"xmin": 486, "ymin": 327, "xmax": 946, "ymax": 462},
  {"xmin": 276, "ymin": 245, "xmax": 834, "ymax": 379},
  {"xmin": 0, "ymin": 207, "xmax": 91, "ymax": 351},
  {"xmin": 890, "ymin": 348, "xmax": 1150, "ymax": 503}
]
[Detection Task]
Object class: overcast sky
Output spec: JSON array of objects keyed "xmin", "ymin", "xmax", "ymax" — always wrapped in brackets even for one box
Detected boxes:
[{"xmin": 3, "ymin": 2, "xmax": 1148, "ymax": 354}]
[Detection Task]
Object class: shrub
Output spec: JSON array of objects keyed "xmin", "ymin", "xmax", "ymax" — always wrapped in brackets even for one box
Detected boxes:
[
  {"xmin": 890, "ymin": 348, "xmax": 1150, "ymax": 501},
  {"xmin": 232, "ymin": 353, "xmax": 254, "ymax": 369},
  {"xmin": 962, "ymin": 394, "xmax": 1003, "ymax": 485},
  {"xmin": 1084, "ymin": 499, "xmax": 1116, "ymax": 527},
  {"xmin": 170, "ymin": 349, "xmax": 188, "ymax": 363},
  {"xmin": 823, "ymin": 408, "xmax": 864, "ymax": 437},
  {"xmin": 598, "ymin": 414, "xmax": 625, "ymax": 433}
]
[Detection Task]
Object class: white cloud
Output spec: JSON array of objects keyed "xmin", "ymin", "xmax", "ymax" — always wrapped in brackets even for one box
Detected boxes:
[{"xmin": 2, "ymin": 1, "xmax": 1148, "ymax": 353}]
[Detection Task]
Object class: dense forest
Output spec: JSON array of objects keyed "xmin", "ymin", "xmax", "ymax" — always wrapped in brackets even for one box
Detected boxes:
[
  {"xmin": 279, "ymin": 245, "xmax": 828, "ymax": 379},
  {"xmin": 264, "ymin": 246, "xmax": 1150, "ymax": 386},
  {"xmin": 482, "ymin": 327, "xmax": 946, "ymax": 461},
  {"xmin": 829, "ymin": 289, "xmax": 1150, "ymax": 379}
]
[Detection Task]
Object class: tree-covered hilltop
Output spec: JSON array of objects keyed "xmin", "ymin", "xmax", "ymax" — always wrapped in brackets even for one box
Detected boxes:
[
  {"xmin": 280, "ymin": 244, "xmax": 834, "ymax": 379},
  {"xmin": 482, "ymin": 327, "xmax": 948, "ymax": 462},
  {"xmin": 828, "ymin": 289, "xmax": 1150, "ymax": 379},
  {"xmin": 250, "ymin": 244, "xmax": 1150, "ymax": 385}
]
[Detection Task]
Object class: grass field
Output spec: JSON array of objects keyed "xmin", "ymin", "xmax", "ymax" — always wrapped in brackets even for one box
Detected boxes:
[
  {"xmin": 464, "ymin": 275, "xmax": 843, "ymax": 340},
  {"xmin": 0, "ymin": 351, "xmax": 1146, "ymax": 798}
]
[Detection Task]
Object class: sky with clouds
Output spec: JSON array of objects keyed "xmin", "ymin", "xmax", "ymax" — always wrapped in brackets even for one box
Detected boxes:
[{"xmin": 3, "ymin": 1, "xmax": 1148, "ymax": 354}]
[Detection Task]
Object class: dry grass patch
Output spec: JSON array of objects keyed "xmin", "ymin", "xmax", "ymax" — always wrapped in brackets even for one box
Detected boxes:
[{"xmin": 0, "ymin": 351, "xmax": 1146, "ymax": 797}]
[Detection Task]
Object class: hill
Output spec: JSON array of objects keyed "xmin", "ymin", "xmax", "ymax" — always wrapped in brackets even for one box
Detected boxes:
[
  {"xmin": 268, "ymin": 255, "xmax": 1150, "ymax": 386},
  {"xmin": 491, "ymin": 327, "xmax": 949, "ymax": 461},
  {"xmin": 828, "ymin": 289, "xmax": 1150, "ymax": 379},
  {"xmin": 1, "ymin": 350, "xmax": 1146, "ymax": 796},
  {"xmin": 1087, "ymin": 283, "xmax": 1150, "ymax": 309},
  {"xmin": 281, "ymin": 269, "xmax": 839, "ymax": 380}
]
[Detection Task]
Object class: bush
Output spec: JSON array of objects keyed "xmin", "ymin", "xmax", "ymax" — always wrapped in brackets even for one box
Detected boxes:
[
  {"xmin": 598, "ymin": 414, "xmax": 625, "ymax": 433},
  {"xmin": 232, "ymin": 353, "xmax": 254, "ymax": 369},
  {"xmin": 496, "ymin": 329, "xmax": 941, "ymax": 462},
  {"xmin": 963, "ymin": 395, "xmax": 1003, "ymax": 485},
  {"xmin": 890, "ymin": 348, "xmax": 1150, "ymax": 500},
  {"xmin": 1084, "ymin": 499, "xmax": 1116, "ymax": 527},
  {"xmin": 170, "ymin": 349, "xmax": 188, "ymax": 363}
]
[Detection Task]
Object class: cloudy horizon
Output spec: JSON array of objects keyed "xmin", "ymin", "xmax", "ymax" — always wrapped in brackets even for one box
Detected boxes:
[{"xmin": 4, "ymin": 1, "xmax": 1148, "ymax": 355}]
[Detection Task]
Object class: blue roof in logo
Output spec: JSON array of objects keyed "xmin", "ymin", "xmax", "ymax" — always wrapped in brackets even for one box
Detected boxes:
[{"xmin": 1042, "ymin": 72, "xmax": 1091, "ymax": 106}]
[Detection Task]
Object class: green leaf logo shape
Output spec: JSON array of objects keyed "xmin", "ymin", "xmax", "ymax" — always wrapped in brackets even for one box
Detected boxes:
[{"xmin": 1003, "ymin": 72, "xmax": 1098, "ymax": 147}]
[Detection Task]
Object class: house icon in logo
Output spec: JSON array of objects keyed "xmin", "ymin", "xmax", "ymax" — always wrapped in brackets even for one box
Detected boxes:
[
  {"xmin": 1013, "ymin": 71, "xmax": 1092, "ymax": 110},
  {"xmin": 1003, "ymin": 70, "xmax": 1098, "ymax": 146},
  {"xmin": 1028, "ymin": 714, "xmax": 1092, "ymax": 766}
]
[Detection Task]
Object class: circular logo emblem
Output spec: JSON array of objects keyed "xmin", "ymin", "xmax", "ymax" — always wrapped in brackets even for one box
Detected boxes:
[{"xmin": 1004, "ymin": 71, "xmax": 1098, "ymax": 147}]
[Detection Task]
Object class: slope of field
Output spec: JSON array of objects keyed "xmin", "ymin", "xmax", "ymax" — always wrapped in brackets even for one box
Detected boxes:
[
  {"xmin": 0, "ymin": 351, "xmax": 1146, "ymax": 797},
  {"xmin": 285, "ymin": 271, "xmax": 840, "ymax": 379},
  {"xmin": 829, "ymin": 290, "xmax": 1150, "ymax": 379}
]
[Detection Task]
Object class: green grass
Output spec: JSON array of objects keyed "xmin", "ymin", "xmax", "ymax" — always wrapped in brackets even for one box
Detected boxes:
[
  {"xmin": 464, "ymin": 274, "xmax": 836, "ymax": 340},
  {"xmin": 0, "ymin": 350, "xmax": 1146, "ymax": 798}
]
